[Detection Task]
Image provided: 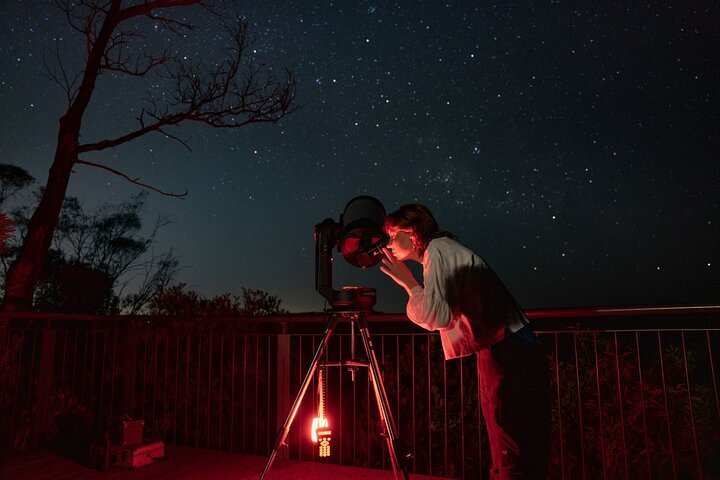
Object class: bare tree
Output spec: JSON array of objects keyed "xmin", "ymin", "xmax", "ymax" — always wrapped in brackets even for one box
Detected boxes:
[
  {"xmin": 120, "ymin": 250, "xmax": 180, "ymax": 314},
  {"xmin": 3, "ymin": 0, "xmax": 296, "ymax": 311}
]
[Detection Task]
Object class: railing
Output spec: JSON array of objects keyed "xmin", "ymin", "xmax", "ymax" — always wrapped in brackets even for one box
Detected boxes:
[{"xmin": 1, "ymin": 306, "xmax": 719, "ymax": 479}]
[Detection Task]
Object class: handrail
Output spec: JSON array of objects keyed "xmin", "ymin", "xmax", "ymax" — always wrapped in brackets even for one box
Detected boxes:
[
  {"xmin": 526, "ymin": 304, "xmax": 720, "ymax": 318},
  {"xmin": 1, "ymin": 304, "xmax": 718, "ymax": 323}
]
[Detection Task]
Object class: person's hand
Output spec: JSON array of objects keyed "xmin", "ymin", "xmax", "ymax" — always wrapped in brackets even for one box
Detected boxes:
[{"xmin": 380, "ymin": 248, "xmax": 420, "ymax": 295}]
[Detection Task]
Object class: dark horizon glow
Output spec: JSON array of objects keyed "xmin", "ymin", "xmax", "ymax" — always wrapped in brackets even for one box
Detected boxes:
[{"xmin": 0, "ymin": 2, "xmax": 717, "ymax": 313}]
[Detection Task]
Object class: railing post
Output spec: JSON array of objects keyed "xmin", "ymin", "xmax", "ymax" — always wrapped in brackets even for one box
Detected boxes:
[
  {"xmin": 276, "ymin": 327, "xmax": 290, "ymax": 459},
  {"xmin": 122, "ymin": 329, "xmax": 138, "ymax": 416},
  {"xmin": 31, "ymin": 318, "xmax": 55, "ymax": 448}
]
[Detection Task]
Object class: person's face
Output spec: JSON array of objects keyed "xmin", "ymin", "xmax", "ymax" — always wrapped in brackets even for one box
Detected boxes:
[{"xmin": 385, "ymin": 227, "xmax": 417, "ymax": 261}]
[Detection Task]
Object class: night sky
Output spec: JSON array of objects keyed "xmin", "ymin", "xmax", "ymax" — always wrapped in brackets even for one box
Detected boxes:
[{"xmin": 0, "ymin": 1, "xmax": 718, "ymax": 313}]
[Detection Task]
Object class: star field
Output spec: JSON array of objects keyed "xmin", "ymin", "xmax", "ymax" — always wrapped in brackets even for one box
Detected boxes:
[{"xmin": 0, "ymin": 1, "xmax": 717, "ymax": 312}]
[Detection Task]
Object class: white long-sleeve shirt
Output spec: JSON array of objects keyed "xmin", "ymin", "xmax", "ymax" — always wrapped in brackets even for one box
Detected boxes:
[{"xmin": 406, "ymin": 237, "xmax": 527, "ymax": 359}]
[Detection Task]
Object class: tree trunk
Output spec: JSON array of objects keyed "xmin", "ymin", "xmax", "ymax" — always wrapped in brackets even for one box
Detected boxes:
[
  {"xmin": 2, "ymin": 126, "xmax": 77, "ymax": 311},
  {"xmin": 3, "ymin": 4, "xmax": 121, "ymax": 311}
]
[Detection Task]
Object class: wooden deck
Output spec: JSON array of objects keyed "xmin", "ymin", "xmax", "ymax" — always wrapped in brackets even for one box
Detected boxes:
[{"xmin": 0, "ymin": 446, "xmax": 452, "ymax": 480}]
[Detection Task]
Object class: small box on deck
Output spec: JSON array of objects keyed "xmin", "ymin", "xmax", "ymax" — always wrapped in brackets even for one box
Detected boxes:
[
  {"xmin": 110, "ymin": 440, "xmax": 164, "ymax": 469},
  {"xmin": 109, "ymin": 416, "xmax": 144, "ymax": 446}
]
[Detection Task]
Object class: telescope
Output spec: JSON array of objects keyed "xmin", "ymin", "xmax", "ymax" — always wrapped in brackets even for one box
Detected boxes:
[
  {"xmin": 261, "ymin": 195, "xmax": 410, "ymax": 480},
  {"xmin": 314, "ymin": 195, "xmax": 388, "ymax": 311}
]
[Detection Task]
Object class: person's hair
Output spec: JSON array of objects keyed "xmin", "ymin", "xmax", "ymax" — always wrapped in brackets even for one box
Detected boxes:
[{"xmin": 384, "ymin": 204, "xmax": 455, "ymax": 255}]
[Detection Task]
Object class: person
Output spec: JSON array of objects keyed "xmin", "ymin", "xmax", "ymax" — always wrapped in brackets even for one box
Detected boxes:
[{"xmin": 380, "ymin": 203, "xmax": 550, "ymax": 480}]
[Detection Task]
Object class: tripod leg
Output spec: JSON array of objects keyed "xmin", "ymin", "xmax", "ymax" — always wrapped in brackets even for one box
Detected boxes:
[
  {"xmin": 259, "ymin": 315, "xmax": 338, "ymax": 479},
  {"xmin": 357, "ymin": 315, "xmax": 411, "ymax": 480}
]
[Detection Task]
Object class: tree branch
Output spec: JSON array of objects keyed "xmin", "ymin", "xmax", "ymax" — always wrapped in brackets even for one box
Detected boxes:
[
  {"xmin": 65, "ymin": 1, "xmax": 296, "ymax": 154},
  {"xmin": 117, "ymin": 0, "xmax": 203, "ymax": 22},
  {"xmin": 101, "ymin": 28, "xmax": 173, "ymax": 76},
  {"xmin": 41, "ymin": 37, "xmax": 82, "ymax": 105},
  {"xmin": 77, "ymin": 112, "xmax": 185, "ymax": 152},
  {"xmin": 76, "ymin": 159, "xmax": 187, "ymax": 199}
]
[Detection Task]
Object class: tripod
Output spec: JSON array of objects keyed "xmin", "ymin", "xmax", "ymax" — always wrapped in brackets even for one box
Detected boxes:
[{"xmin": 259, "ymin": 310, "xmax": 410, "ymax": 480}]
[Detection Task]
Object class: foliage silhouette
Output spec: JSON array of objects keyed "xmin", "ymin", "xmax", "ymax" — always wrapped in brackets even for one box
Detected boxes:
[
  {"xmin": 4, "ymin": 190, "xmax": 178, "ymax": 313},
  {"xmin": 149, "ymin": 282, "xmax": 287, "ymax": 316}
]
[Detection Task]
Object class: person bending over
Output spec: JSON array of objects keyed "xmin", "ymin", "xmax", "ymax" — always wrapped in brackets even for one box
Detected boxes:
[{"xmin": 380, "ymin": 203, "xmax": 550, "ymax": 480}]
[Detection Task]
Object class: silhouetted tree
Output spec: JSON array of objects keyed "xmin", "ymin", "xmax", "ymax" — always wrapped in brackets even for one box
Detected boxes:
[
  {"xmin": 51, "ymin": 192, "xmax": 168, "ymax": 287},
  {"xmin": 121, "ymin": 250, "xmax": 179, "ymax": 314},
  {"xmin": 240, "ymin": 287, "xmax": 288, "ymax": 316},
  {"xmin": 0, "ymin": 164, "xmax": 35, "ymax": 207},
  {"xmin": 3, "ymin": 188, "xmax": 179, "ymax": 313},
  {"xmin": 148, "ymin": 282, "xmax": 286, "ymax": 316},
  {"xmin": 34, "ymin": 259, "xmax": 116, "ymax": 314},
  {"xmin": 3, "ymin": 0, "xmax": 296, "ymax": 311}
]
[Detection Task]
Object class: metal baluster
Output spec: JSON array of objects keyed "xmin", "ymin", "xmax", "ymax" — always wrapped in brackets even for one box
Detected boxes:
[
  {"xmin": 657, "ymin": 332, "xmax": 677, "ymax": 480},
  {"xmin": 573, "ymin": 332, "xmax": 586, "ymax": 480},
  {"xmin": 681, "ymin": 331, "xmax": 703, "ymax": 479},
  {"xmin": 593, "ymin": 333, "xmax": 607, "ymax": 480},
  {"xmin": 613, "ymin": 332, "xmax": 629, "ymax": 479},
  {"xmin": 555, "ymin": 333, "xmax": 566, "ymax": 480},
  {"xmin": 635, "ymin": 332, "xmax": 653, "ymax": 480}
]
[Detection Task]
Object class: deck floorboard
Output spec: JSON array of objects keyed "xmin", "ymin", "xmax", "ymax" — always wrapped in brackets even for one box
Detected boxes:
[{"xmin": 0, "ymin": 446, "xmax": 452, "ymax": 480}]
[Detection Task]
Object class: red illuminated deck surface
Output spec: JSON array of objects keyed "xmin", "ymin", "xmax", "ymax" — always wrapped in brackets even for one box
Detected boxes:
[{"xmin": 0, "ymin": 446, "xmax": 452, "ymax": 480}]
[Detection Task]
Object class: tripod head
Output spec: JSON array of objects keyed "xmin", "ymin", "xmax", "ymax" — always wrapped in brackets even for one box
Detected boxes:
[{"xmin": 315, "ymin": 196, "xmax": 388, "ymax": 311}]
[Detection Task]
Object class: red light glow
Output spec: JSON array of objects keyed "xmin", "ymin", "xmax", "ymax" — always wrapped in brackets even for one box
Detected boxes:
[{"xmin": 310, "ymin": 416, "xmax": 328, "ymax": 443}]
